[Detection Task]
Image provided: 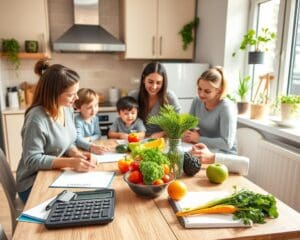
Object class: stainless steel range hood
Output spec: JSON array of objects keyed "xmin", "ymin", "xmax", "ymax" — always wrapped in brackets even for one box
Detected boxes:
[{"xmin": 53, "ymin": 0, "xmax": 125, "ymax": 52}]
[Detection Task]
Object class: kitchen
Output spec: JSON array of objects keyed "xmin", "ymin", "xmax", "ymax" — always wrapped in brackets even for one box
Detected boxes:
[{"xmin": 0, "ymin": 0, "xmax": 300, "ymax": 239}]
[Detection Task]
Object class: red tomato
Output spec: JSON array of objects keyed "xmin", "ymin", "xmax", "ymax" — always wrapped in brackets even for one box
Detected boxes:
[
  {"xmin": 118, "ymin": 158, "xmax": 133, "ymax": 174},
  {"xmin": 128, "ymin": 133, "xmax": 139, "ymax": 143},
  {"xmin": 162, "ymin": 174, "xmax": 170, "ymax": 183},
  {"xmin": 129, "ymin": 161, "xmax": 140, "ymax": 171},
  {"xmin": 153, "ymin": 179, "xmax": 164, "ymax": 185},
  {"xmin": 128, "ymin": 170, "xmax": 143, "ymax": 184}
]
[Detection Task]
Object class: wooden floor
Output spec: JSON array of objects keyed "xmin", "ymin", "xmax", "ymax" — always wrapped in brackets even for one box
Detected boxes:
[{"xmin": 0, "ymin": 186, "xmax": 12, "ymax": 240}]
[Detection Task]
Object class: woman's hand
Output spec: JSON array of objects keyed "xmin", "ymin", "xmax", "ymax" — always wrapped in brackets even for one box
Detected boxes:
[
  {"xmin": 70, "ymin": 157, "xmax": 96, "ymax": 172},
  {"xmin": 191, "ymin": 143, "xmax": 215, "ymax": 164},
  {"xmin": 150, "ymin": 131, "xmax": 165, "ymax": 138},
  {"xmin": 182, "ymin": 130, "xmax": 200, "ymax": 143},
  {"xmin": 90, "ymin": 144, "xmax": 111, "ymax": 154}
]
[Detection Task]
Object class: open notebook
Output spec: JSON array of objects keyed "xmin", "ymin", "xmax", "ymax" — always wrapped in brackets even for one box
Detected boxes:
[{"xmin": 169, "ymin": 191, "xmax": 252, "ymax": 228}]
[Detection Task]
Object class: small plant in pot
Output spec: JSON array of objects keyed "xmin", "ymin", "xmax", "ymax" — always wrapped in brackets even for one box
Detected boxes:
[
  {"xmin": 1, "ymin": 38, "xmax": 20, "ymax": 70},
  {"xmin": 237, "ymin": 73, "xmax": 251, "ymax": 114},
  {"xmin": 278, "ymin": 95, "xmax": 300, "ymax": 122},
  {"xmin": 232, "ymin": 28, "xmax": 276, "ymax": 64}
]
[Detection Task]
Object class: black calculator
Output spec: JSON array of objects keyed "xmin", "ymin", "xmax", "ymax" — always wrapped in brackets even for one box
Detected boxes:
[{"xmin": 45, "ymin": 189, "xmax": 115, "ymax": 229}]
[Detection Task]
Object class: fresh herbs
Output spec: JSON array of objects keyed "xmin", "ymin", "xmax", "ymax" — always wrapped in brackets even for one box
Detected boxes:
[
  {"xmin": 2, "ymin": 38, "xmax": 20, "ymax": 70},
  {"xmin": 179, "ymin": 17, "xmax": 199, "ymax": 50},
  {"xmin": 181, "ymin": 186, "xmax": 279, "ymax": 225},
  {"xmin": 237, "ymin": 73, "xmax": 251, "ymax": 102},
  {"xmin": 147, "ymin": 105, "xmax": 198, "ymax": 139}
]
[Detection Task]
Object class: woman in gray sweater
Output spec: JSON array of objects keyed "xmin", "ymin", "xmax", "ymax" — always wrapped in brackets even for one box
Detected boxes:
[
  {"xmin": 183, "ymin": 66, "xmax": 237, "ymax": 153},
  {"xmin": 16, "ymin": 59, "xmax": 96, "ymax": 203},
  {"xmin": 129, "ymin": 62, "xmax": 181, "ymax": 137}
]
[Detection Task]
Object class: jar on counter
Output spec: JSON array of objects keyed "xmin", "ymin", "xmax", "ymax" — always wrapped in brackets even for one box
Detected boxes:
[{"xmin": 7, "ymin": 86, "xmax": 20, "ymax": 108}]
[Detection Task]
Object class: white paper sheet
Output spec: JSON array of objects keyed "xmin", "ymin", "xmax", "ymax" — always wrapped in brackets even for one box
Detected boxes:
[
  {"xmin": 17, "ymin": 197, "xmax": 55, "ymax": 223},
  {"xmin": 50, "ymin": 170, "xmax": 115, "ymax": 189},
  {"xmin": 93, "ymin": 152, "xmax": 126, "ymax": 163}
]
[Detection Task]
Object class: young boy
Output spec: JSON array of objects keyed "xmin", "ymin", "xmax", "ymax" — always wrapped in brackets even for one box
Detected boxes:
[
  {"xmin": 74, "ymin": 88, "xmax": 110, "ymax": 154},
  {"xmin": 108, "ymin": 96, "xmax": 146, "ymax": 140}
]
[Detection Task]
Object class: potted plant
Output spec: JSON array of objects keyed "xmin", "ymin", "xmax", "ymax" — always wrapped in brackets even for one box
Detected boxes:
[
  {"xmin": 179, "ymin": 17, "xmax": 199, "ymax": 50},
  {"xmin": 1, "ymin": 38, "xmax": 20, "ymax": 70},
  {"xmin": 278, "ymin": 95, "xmax": 300, "ymax": 122},
  {"xmin": 236, "ymin": 73, "xmax": 251, "ymax": 114},
  {"xmin": 147, "ymin": 105, "xmax": 198, "ymax": 178},
  {"xmin": 232, "ymin": 28, "xmax": 276, "ymax": 64}
]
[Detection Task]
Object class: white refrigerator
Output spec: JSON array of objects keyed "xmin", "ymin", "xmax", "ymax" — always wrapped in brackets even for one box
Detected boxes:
[{"xmin": 162, "ymin": 63, "xmax": 209, "ymax": 113}]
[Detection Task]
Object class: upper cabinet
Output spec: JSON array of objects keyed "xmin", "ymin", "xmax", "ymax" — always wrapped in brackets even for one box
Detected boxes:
[
  {"xmin": 0, "ymin": 0, "xmax": 50, "ymax": 57},
  {"xmin": 121, "ymin": 0, "xmax": 196, "ymax": 59}
]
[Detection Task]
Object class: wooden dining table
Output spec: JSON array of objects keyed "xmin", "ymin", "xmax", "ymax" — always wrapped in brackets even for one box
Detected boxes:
[{"xmin": 13, "ymin": 140, "xmax": 300, "ymax": 240}]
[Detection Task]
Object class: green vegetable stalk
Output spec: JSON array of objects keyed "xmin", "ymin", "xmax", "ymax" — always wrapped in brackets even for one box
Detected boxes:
[{"xmin": 182, "ymin": 187, "xmax": 279, "ymax": 225}]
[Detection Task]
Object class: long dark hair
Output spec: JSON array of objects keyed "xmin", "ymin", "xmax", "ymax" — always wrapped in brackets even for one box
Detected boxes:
[
  {"xmin": 26, "ymin": 59, "xmax": 80, "ymax": 119},
  {"xmin": 138, "ymin": 62, "xmax": 168, "ymax": 121}
]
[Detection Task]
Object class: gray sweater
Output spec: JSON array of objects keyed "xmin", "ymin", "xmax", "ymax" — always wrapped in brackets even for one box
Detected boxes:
[
  {"xmin": 189, "ymin": 97, "xmax": 237, "ymax": 153},
  {"xmin": 16, "ymin": 106, "xmax": 77, "ymax": 192},
  {"xmin": 129, "ymin": 89, "xmax": 181, "ymax": 135}
]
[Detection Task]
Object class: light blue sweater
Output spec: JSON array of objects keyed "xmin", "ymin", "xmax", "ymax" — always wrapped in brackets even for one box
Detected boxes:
[
  {"xmin": 189, "ymin": 97, "xmax": 237, "ymax": 153},
  {"xmin": 16, "ymin": 106, "xmax": 77, "ymax": 192},
  {"xmin": 75, "ymin": 114, "xmax": 101, "ymax": 151}
]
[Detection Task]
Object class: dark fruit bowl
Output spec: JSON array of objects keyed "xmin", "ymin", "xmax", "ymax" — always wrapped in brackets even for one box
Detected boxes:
[{"xmin": 123, "ymin": 171, "xmax": 171, "ymax": 199}]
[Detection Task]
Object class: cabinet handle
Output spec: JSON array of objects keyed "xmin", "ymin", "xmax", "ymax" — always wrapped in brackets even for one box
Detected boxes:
[
  {"xmin": 159, "ymin": 36, "xmax": 162, "ymax": 55},
  {"xmin": 152, "ymin": 36, "xmax": 155, "ymax": 56}
]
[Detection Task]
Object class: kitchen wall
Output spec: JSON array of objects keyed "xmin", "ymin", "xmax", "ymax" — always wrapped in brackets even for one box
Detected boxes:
[
  {"xmin": 0, "ymin": 0, "xmax": 250, "ymax": 101},
  {"xmin": 1, "ymin": 0, "xmax": 147, "ymax": 101}
]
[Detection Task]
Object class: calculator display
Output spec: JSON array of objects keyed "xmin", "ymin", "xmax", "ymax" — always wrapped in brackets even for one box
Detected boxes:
[{"xmin": 75, "ymin": 190, "xmax": 112, "ymax": 200}]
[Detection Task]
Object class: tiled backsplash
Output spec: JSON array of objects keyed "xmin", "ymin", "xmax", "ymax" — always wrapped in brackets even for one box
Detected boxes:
[{"xmin": 0, "ymin": 0, "xmax": 146, "ymax": 102}]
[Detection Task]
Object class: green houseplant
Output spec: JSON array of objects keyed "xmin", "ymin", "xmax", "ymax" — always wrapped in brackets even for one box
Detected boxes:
[
  {"xmin": 278, "ymin": 95, "xmax": 300, "ymax": 122},
  {"xmin": 148, "ymin": 105, "xmax": 198, "ymax": 178},
  {"xmin": 232, "ymin": 28, "xmax": 276, "ymax": 64},
  {"xmin": 179, "ymin": 17, "xmax": 199, "ymax": 50},
  {"xmin": 236, "ymin": 74, "xmax": 251, "ymax": 114},
  {"xmin": 2, "ymin": 38, "xmax": 21, "ymax": 70}
]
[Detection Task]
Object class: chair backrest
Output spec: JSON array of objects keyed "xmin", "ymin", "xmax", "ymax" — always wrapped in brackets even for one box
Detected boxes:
[
  {"xmin": 0, "ymin": 224, "xmax": 8, "ymax": 240},
  {"xmin": 236, "ymin": 127, "xmax": 263, "ymax": 181},
  {"xmin": 0, "ymin": 148, "xmax": 19, "ymax": 232}
]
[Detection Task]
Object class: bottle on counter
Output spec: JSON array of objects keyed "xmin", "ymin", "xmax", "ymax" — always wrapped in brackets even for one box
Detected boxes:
[{"xmin": 7, "ymin": 86, "xmax": 20, "ymax": 108}]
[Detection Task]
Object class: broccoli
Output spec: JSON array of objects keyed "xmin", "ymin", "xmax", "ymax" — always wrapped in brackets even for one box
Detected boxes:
[{"xmin": 139, "ymin": 161, "xmax": 164, "ymax": 185}]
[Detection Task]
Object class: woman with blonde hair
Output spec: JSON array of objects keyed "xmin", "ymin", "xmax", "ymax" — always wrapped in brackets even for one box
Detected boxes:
[{"xmin": 183, "ymin": 66, "xmax": 237, "ymax": 153}]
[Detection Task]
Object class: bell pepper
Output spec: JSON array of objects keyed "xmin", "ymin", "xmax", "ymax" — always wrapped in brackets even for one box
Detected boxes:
[
  {"xmin": 118, "ymin": 157, "xmax": 133, "ymax": 174},
  {"xmin": 128, "ymin": 133, "xmax": 139, "ymax": 143}
]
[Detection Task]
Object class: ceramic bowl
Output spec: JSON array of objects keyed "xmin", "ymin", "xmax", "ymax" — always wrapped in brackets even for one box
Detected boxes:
[{"xmin": 123, "ymin": 171, "xmax": 171, "ymax": 198}]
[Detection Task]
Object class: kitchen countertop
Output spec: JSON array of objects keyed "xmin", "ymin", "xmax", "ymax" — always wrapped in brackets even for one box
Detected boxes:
[{"xmin": 2, "ymin": 104, "xmax": 116, "ymax": 115}]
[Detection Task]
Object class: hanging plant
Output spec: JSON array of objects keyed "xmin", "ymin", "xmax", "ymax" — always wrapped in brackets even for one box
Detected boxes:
[
  {"xmin": 179, "ymin": 17, "xmax": 199, "ymax": 50},
  {"xmin": 2, "ymin": 38, "xmax": 20, "ymax": 70}
]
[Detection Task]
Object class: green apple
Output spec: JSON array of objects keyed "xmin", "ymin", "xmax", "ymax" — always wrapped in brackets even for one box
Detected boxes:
[{"xmin": 206, "ymin": 163, "xmax": 229, "ymax": 184}]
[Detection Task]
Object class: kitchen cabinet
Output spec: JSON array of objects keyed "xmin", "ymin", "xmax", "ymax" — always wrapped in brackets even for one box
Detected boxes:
[
  {"xmin": 0, "ymin": 0, "xmax": 50, "ymax": 57},
  {"xmin": 2, "ymin": 109, "xmax": 25, "ymax": 172},
  {"xmin": 122, "ymin": 0, "xmax": 196, "ymax": 59}
]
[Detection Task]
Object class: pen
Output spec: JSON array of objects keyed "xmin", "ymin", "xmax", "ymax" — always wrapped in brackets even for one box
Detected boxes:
[{"xmin": 45, "ymin": 190, "xmax": 67, "ymax": 211}]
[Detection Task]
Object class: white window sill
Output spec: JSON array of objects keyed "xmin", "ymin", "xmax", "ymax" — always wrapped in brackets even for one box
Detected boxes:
[{"xmin": 238, "ymin": 115, "xmax": 300, "ymax": 144}]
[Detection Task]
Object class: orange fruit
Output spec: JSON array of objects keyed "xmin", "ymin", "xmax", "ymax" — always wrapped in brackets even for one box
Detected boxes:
[{"xmin": 167, "ymin": 180, "xmax": 187, "ymax": 200}]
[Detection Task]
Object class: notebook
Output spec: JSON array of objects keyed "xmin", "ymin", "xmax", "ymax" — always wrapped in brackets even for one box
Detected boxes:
[{"xmin": 169, "ymin": 191, "xmax": 252, "ymax": 228}]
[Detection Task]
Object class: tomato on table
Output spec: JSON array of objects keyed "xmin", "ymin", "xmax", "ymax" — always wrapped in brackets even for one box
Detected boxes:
[
  {"xmin": 128, "ymin": 170, "xmax": 143, "ymax": 184},
  {"xmin": 128, "ymin": 133, "xmax": 139, "ymax": 143}
]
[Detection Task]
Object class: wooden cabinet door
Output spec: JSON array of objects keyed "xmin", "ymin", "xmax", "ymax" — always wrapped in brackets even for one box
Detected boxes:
[
  {"xmin": 157, "ymin": 0, "xmax": 196, "ymax": 59},
  {"xmin": 123, "ymin": 0, "xmax": 158, "ymax": 59},
  {"xmin": 3, "ymin": 114, "xmax": 24, "ymax": 171}
]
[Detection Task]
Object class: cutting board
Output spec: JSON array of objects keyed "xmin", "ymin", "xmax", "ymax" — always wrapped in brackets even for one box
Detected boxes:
[{"xmin": 169, "ymin": 191, "xmax": 252, "ymax": 228}]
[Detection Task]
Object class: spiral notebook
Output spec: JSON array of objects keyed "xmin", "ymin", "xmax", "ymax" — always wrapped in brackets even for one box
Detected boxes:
[{"xmin": 169, "ymin": 191, "xmax": 251, "ymax": 228}]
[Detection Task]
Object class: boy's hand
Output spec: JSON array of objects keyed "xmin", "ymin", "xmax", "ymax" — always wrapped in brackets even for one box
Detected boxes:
[{"xmin": 90, "ymin": 144, "xmax": 111, "ymax": 154}]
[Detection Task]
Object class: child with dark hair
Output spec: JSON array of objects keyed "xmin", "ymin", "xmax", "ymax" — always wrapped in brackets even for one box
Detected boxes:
[{"xmin": 108, "ymin": 96, "xmax": 146, "ymax": 140}]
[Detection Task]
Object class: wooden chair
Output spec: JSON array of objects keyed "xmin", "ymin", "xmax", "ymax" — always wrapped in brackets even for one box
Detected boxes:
[
  {"xmin": 0, "ymin": 224, "xmax": 8, "ymax": 240},
  {"xmin": 0, "ymin": 149, "xmax": 24, "ymax": 233}
]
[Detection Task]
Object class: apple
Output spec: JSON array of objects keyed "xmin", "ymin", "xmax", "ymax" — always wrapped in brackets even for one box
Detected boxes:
[{"xmin": 206, "ymin": 163, "xmax": 228, "ymax": 184}]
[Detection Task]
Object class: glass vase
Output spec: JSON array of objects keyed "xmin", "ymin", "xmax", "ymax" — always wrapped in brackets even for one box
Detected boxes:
[{"xmin": 167, "ymin": 138, "xmax": 184, "ymax": 178}]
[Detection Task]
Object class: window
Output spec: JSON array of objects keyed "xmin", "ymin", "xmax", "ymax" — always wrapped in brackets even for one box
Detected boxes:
[
  {"xmin": 288, "ymin": 0, "xmax": 300, "ymax": 94},
  {"xmin": 250, "ymin": 0, "xmax": 300, "ymax": 98}
]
